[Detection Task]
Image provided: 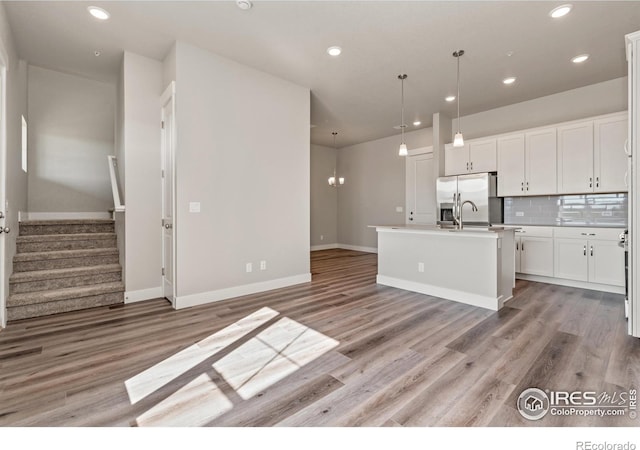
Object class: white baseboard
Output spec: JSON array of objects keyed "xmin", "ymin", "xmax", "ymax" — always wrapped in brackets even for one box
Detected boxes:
[
  {"xmin": 376, "ymin": 275, "xmax": 501, "ymax": 311},
  {"xmin": 125, "ymin": 286, "xmax": 163, "ymax": 304},
  {"xmin": 337, "ymin": 244, "xmax": 378, "ymax": 254},
  {"xmin": 175, "ymin": 273, "xmax": 312, "ymax": 310},
  {"xmin": 310, "ymin": 243, "xmax": 338, "ymax": 251},
  {"xmin": 24, "ymin": 212, "xmax": 112, "ymax": 220},
  {"xmin": 516, "ymin": 273, "xmax": 624, "ymax": 295}
]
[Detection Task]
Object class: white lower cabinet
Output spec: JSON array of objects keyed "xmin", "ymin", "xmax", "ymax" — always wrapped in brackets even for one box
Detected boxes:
[
  {"xmin": 515, "ymin": 227, "xmax": 554, "ymax": 277},
  {"xmin": 553, "ymin": 228, "xmax": 624, "ymax": 287},
  {"xmin": 517, "ymin": 237, "xmax": 554, "ymax": 277},
  {"xmin": 554, "ymin": 238, "xmax": 589, "ymax": 282}
]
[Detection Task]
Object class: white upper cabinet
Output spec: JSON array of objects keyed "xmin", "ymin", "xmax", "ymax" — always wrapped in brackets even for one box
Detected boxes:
[
  {"xmin": 469, "ymin": 139, "xmax": 497, "ymax": 173},
  {"xmin": 497, "ymin": 134, "xmax": 525, "ymax": 196},
  {"xmin": 444, "ymin": 143, "xmax": 469, "ymax": 176},
  {"xmin": 526, "ymin": 127, "xmax": 557, "ymax": 195},
  {"xmin": 594, "ymin": 113, "xmax": 628, "ymax": 193},
  {"xmin": 445, "ymin": 139, "xmax": 497, "ymax": 175},
  {"xmin": 497, "ymin": 129, "xmax": 556, "ymax": 197},
  {"xmin": 557, "ymin": 120, "xmax": 594, "ymax": 194}
]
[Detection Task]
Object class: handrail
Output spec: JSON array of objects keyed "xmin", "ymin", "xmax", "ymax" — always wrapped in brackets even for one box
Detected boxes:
[{"xmin": 108, "ymin": 155, "xmax": 125, "ymax": 212}]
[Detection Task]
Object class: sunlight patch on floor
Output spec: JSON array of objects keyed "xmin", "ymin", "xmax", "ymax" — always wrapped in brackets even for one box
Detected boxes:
[
  {"xmin": 213, "ymin": 317, "xmax": 339, "ymax": 400},
  {"xmin": 125, "ymin": 306, "xmax": 279, "ymax": 404},
  {"xmin": 129, "ymin": 307, "xmax": 339, "ymax": 426},
  {"xmin": 135, "ymin": 373, "xmax": 233, "ymax": 427}
]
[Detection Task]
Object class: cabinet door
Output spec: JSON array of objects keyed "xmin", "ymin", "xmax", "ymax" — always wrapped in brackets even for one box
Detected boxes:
[
  {"xmin": 445, "ymin": 143, "xmax": 469, "ymax": 176},
  {"xmin": 557, "ymin": 121, "xmax": 594, "ymax": 194},
  {"xmin": 588, "ymin": 239, "xmax": 625, "ymax": 286},
  {"xmin": 406, "ymin": 152, "xmax": 436, "ymax": 224},
  {"xmin": 554, "ymin": 238, "xmax": 589, "ymax": 281},
  {"xmin": 526, "ymin": 128, "xmax": 557, "ymax": 195},
  {"xmin": 520, "ymin": 237, "xmax": 554, "ymax": 277},
  {"xmin": 594, "ymin": 115, "xmax": 628, "ymax": 193},
  {"xmin": 469, "ymin": 139, "xmax": 497, "ymax": 173},
  {"xmin": 497, "ymin": 134, "xmax": 525, "ymax": 196},
  {"xmin": 515, "ymin": 237, "xmax": 521, "ymax": 273}
]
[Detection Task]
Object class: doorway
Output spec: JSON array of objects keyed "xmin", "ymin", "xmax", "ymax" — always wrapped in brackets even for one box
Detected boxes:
[{"xmin": 160, "ymin": 82, "xmax": 176, "ymax": 307}]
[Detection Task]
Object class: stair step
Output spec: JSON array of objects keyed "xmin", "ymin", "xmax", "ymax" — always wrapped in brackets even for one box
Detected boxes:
[
  {"xmin": 7, "ymin": 283, "xmax": 124, "ymax": 321},
  {"xmin": 8, "ymin": 281, "xmax": 125, "ymax": 307},
  {"xmin": 13, "ymin": 248, "xmax": 119, "ymax": 272},
  {"xmin": 17, "ymin": 233, "xmax": 116, "ymax": 253},
  {"xmin": 19, "ymin": 219, "xmax": 115, "ymax": 236},
  {"xmin": 9, "ymin": 264, "xmax": 122, "ymax": 294}
]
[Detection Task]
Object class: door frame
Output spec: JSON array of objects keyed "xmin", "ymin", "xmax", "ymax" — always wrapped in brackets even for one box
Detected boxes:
[
  {"xmin": 160, "ymin": 81, "xmax": 177, "ymax": 307},
  {"xmin": 0, "ymin": 45, "xmax": 8, "ymax": 328}
]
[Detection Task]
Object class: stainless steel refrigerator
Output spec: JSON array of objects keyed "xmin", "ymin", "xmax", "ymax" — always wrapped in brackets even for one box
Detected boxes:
[{"xmin": 436, "ymin": 173, "xmax": 503, "ymax": 226}]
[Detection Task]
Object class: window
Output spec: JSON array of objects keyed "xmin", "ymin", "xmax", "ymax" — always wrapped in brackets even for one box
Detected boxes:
[{"xmin": 21, "ymin": 115, "xmax": 27, "ymax": 172}]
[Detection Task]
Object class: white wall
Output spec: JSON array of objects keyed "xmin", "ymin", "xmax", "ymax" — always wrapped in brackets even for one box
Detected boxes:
[
  {"xmin": 174, "ymin": 41, "xmax": 310, "ymax": 306},
  {"xmin": 0, "ymin": 2, "xmax": 28, "ymax": 327},
  {"xmin": 121, "ymin": 52, "xmax": 163, "ymax": 301},
  {"xmin": 452, "ymin": 77, "xmax": 628, "ymax": 141},
  {"xmin": 310, "ymin": 144, "xmax": 337, "ymax": 248},
  {"xmin": 114, "ymin": 59, "xmax": 126, "ymax": 282},
  {"xmin": 27, "ymin": 65, "xmax": 115, "ymax": 214},
  {"xmin": 163, "ymin": 44, "xmax": 176, "ymax": 92},
  {"xmin": 337, "ymin": 128, "xmax": 433, "ymax": 250}
]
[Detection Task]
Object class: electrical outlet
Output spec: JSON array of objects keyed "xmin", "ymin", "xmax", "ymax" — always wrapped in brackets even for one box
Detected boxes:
[
  {"xmin": 396, "ymin": 206, "xmax": 403, "ymax": 213},
  {"xmin": 260, "ymin": 260, "xmax": 267, "ymax": 271},
  {"xmin": 516, "ymin": 211, "xmax": 525, "ymax": 217},
  {"xmin": 418, "ymin": 262, "xmax": 425, "ymax": 273},
  {"xmin": 246, "ymin": 263, "xmax": 252, "ymax": 273},
  {"xmin": 320, "ymin": 235, "xmax": 324, "ymax": 241},
  {"xmin": 189, "ymin": 202, "xmax": 201, "ymax": 213}
]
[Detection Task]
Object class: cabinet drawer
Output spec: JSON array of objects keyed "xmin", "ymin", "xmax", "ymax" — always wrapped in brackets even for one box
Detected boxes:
[
  {"xmin": 513, "ymin": 226, "xmax": 554, "ymax": 238},
  {"xmin": 553, "ymin": 227, "xmax": 623, "ymax": 241}
]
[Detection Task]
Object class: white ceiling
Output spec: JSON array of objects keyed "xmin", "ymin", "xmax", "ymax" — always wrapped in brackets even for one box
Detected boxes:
[{"xmin": 4, "ymin": 1, "xmax": 640, "ymax": 147}]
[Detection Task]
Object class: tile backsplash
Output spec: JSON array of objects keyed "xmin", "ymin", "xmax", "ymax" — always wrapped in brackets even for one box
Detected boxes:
[{"xmin": 503, "ymin": 193, "xmax": 627, "ymax": 227}]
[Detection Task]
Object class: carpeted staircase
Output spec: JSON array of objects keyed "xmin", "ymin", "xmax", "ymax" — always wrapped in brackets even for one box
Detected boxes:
[{"xmin": 7, "ymin": 219, "xmax": 124, "ymax": 321}]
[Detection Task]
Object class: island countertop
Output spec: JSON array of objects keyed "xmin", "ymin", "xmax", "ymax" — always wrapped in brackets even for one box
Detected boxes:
[{"xmin": 371, "ymin": 224, "xmax": 519, "ymax": 239}]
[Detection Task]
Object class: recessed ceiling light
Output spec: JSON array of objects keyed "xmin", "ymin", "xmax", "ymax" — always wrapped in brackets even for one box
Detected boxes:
[
  {"xmin": 503, "ymin": 77, "xmax": 517, "ymax": 85},
  {"xmin": 445, "ymin": 95, "xmax": 456, "ymax": 102},
  {"xmin": 236, "ymin": 0, "xmax": 252, "ymax": 10},
  {"xmin": 88, "ymin": 6, "xmax": 110, "ymax": 20},
  {"xmin": 413, "ymin": 121, "xmax": 421, "ymax": 126},
  {"xmin": 94, "ymin": 50, "xmax": 101, "ymax": 57},
  {"xmin": 572, "ymin": 54, "xmax": 589, "ymax": 64},
  {"xmin": 549, "ymin": 4, "xmax": 572, "ymax": 19},
  {"xmin": 327, "ymin": 46, "xmax": 342, "ymax": 57}
]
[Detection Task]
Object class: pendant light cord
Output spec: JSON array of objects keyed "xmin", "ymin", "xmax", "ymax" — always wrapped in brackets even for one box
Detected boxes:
[
  {"xmin": 398, "ymin": 74, "xmax": 407, "ymax": 143},
  {"xmin": 456, "ymin": 53, "xmax": 460, "ymax": 133}
]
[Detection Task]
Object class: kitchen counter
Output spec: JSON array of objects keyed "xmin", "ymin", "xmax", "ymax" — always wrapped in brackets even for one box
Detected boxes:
[{"xmin": 373, "ymin": 224, "xmax": 515, "ymax": 311}]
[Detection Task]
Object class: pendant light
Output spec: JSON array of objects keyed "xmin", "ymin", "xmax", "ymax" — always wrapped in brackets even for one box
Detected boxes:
[
  {"xmin": 328, "ymin": 132, "xmax": 345, "ymax": 187},
  {"xmin": 398, "ymin": 74, "xmax": 408, "ymax": 156},
  {"xmin": 453, "ymin": 50, "xmax": 465, "ymax": 147}
]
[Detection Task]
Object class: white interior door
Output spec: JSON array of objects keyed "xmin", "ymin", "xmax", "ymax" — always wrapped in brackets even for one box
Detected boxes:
[
  {"xmin": 0, "ymin": 61, "xmax": 6, "ymax": 327},
  {"xmin": 406, "ymin": 151, "xmax": 436, "ymax": 224},
  {"xmin": 161, "ymin": 82, "xmax": 176, "ymax": 306}
]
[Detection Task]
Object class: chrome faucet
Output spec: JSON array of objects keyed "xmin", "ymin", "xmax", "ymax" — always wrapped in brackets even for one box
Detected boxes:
[{"xmin": 459, "ymin": 200, "xmax": 478, "ymax": 229}]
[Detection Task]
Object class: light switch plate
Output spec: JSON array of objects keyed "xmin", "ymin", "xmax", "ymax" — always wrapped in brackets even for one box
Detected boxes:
[
  {"xmin": 396, "ymin": 206, "xmax": 403, "ymax": 213},
  {"xmin": 189, "ymin": 202, "xmax": 201, "ymax": 213}
]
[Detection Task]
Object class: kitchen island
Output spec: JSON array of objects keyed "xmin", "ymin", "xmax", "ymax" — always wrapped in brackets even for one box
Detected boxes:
[{"xmin": 373, "ymin": 225, "xmax": 516, "ymax": 311}]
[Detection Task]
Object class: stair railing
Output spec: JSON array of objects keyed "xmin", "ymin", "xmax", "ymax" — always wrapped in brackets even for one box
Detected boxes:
[{"xmin": 108, "ymin": 155, "xmax": 125, "ymax": 213}]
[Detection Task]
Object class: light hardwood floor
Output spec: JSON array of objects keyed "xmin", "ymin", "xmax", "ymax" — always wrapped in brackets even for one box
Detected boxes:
[{"xmin": 0, "ymin": 249, "xmax": 638, "ymax": 426}]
